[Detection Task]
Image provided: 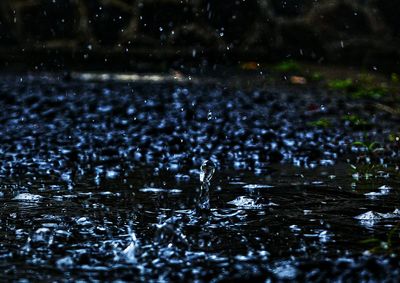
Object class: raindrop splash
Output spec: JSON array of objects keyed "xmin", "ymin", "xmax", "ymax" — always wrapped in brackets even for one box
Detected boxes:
[
  {"xmin": 200, "ymin": 160, "xmax": 215, "ymax": 183},
  {"xmin": 123, "ymin": 225, "xmax": 138, "ymax": 263},
  {"xmin": 197, "ymin": 160, "xmax": 216, "ymax": 211}
]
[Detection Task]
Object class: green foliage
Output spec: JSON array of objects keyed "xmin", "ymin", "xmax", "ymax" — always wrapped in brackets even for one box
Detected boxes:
[
  {"xmin": 349, "ymin": 139, "xmax": 387, "ymax": 180},
  {"xmin": 389, "ymin": 133, "xmax": 400, "ymax": 142},
  {"xmin": 308, "ymin": 118, "xmax": 331, "ymax": 128},
  {"xmin": 342, "ymin": 114, "xmax": 369, "ymax": 127},
  {"xmin": 352, "ymin": 140, "xmax": 380, "ymax": 152},
  {"xmin": 350, "ymin": 162, "xmax": 400, "ymax": 180},
  {"xmin": 308, "ymin": 72, "xmax": 323, "ymax": 82},
  {"xmin": 274, "ymin": 60, "xmax": 301, "ymax": 73},
  {"xmin": 350, "ymin": 163, "xmax": 382, "ymax": 180},
  {"xmin": 391, "ymin": 73, "xmax": 399, "ymax": 84},
  {"xmin": 350, "ymin": 87, "xmax": 388, "ymax": 99},
  {"xmin": 327, "ymin": 77, "xmax": 388, "ymax": 100},
  {"xmin": 327, "ymin": 78, "xmax": 353, "ymax": 90},
  {"xmin": 361, "ymin": 222, "xmax": 400, "ymax": 255}
]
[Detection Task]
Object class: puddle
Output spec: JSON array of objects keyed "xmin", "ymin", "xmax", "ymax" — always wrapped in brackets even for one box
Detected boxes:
[{"xmin": 0, "ymin": 75, "xmax": 400, "ymax": 281}]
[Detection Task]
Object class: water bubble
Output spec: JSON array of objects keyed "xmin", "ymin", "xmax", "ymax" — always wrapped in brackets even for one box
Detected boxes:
[{"xmin": 200, "ymin": 160, "xmax": 215, "ymax": 183}]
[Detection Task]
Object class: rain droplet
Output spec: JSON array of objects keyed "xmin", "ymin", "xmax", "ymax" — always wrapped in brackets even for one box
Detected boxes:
[{"xmin": 200, "ymin": 160, "xmax": 215, "ymax": 183}]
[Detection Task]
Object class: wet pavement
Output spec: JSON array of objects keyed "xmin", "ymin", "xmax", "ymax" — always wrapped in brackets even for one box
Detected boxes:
[{"xmin": 0, "ymin": 73, "xmax": 400, "ymax": 281}]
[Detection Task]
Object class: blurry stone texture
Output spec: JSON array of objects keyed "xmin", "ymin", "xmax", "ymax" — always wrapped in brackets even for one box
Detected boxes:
[{"xmin": 0, "ymin": 0, "xmax": 398, "ymax": 70}]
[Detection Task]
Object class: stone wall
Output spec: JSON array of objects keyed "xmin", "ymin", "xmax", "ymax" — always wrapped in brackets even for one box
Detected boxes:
[{"xmin": 0, "ymin": 0, "xmax": 399, "ymax": 71}]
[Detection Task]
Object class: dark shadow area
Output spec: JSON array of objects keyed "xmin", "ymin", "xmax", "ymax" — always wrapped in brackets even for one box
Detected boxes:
[{"xmin": 0, "ymin": 0, "xmax": 398, "ymax": 72}]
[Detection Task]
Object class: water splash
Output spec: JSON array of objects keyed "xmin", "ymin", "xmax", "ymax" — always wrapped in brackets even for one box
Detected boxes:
[
  {"xmin": 364, "ymin": 185, "xmax": 392, "ymax": 199},
  {"xmin": 200, "ymin": 160, "xmax": 215, "ymax": 183},
  {"xmin": 197, "ymin": 160, "xmax": 216, "ymax": 212},
  {"xmin": 227, "ymin": 196, "xmax": 265, "ymax": 209},
  {"xmin": 154, "ymin": 215, "xmax": 188, "ymax": 248},
  {"xmin": 123, "ymin": 225, "xmax": 138, "ymax": 263}
]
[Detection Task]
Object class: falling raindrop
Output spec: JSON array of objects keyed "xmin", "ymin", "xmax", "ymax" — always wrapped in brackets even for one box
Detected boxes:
[{"xmin": 200, "ymin": 160, "xmax": 215, "ymax": 183}]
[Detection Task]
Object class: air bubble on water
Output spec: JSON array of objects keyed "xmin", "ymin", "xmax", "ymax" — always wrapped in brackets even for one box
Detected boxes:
[{"xmin": 200, "ymin": 160, "xmax": 215, "ymax": 183}]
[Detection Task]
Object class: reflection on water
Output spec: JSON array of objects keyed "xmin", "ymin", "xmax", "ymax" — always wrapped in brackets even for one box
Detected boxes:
[
  {"xmin": 1, "ymin": 164, "xmax": 400, "ymax": 281},
  {"xmin": 0, "ymin": 74, "xmax": 400, "ymax": 281}
]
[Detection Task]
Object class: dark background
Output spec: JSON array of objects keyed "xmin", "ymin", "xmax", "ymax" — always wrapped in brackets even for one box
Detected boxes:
[{"xmin": 0, "ymin": 0, "xmax": 399, "ymax": 72}]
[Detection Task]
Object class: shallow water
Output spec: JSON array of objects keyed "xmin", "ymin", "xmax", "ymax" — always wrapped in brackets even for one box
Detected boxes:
[{"xmin": 0, "ymin": 74, "xmax": 400, "ymax": 281}]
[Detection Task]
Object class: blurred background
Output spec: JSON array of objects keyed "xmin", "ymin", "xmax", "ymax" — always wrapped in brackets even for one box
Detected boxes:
[{"xmin": 0, "ymin": 0, "xmax": 399, "ymax": 72}]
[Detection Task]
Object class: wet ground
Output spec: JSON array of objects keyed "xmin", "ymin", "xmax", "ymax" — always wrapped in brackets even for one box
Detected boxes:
[{"xmin": 0, "ymin": 73, "xmax": 400, "ymax": 281}]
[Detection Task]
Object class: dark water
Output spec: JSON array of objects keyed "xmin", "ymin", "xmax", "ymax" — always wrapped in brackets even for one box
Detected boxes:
[{"xmin": 0, "ymin": 74, "xmax": 400, "ymax": 281}]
